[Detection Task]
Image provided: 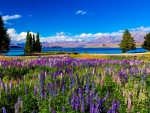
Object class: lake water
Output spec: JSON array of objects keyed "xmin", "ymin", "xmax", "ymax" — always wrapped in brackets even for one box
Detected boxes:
[{"xmin": 4, "ymin": 47, "xmax": 146, "ymax": 56}]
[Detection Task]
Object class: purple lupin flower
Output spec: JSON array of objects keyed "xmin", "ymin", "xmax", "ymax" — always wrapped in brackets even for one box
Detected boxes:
[
  {"xmin": 15, "ymin": 104, "xmax": 19, "ymax": 113},
  {"xmin": 86, "ymin": 95, "xmax": 90, "ymax": 106},
  {"xmin": 18, "ymin": 96, "xmax": 21, "ymax": 105},
  {"xmin": 81, "ymin": 100, "xmax": 85, "ymax": 112},
  {"xmin": 117, "ymin": 101, "xmax": 120, "ymax": 109},
  {"xmin": 62, "ymin": 85, "xmax": 65, "ymax": 95},
  {"xmin": 53, "ymin": 89, "xmax": 57, "ymax": 98},
  {"xmin": 112, "ymin": 104, "xmax": 117, "ymax": 112},
  {"xmin": 71, "ymin": 102, "xmax": 75, "ymax": 110},
  {"xmin": 104, "ymin": 91, "xmax": 110, "ymax": 100},
  {"xmin": 46, "ymin": 83, "xmax": 50, "ymax": 89},
  {"xmin": 39, "ymin": 74, "xmax": 45, "ymax": 99},
  {"xmin": 85, "ymin": 82, "xmax": 89, "ymax": 94},
  {"xmin": 92, "ymin": 81, "xmax": 95, "ymax": 91},
  {"xmin": 68, "ymin": 96, "xmax": 71, "ymax": 104},
  {"xmin": 90, "ymin": 102, "xmax": 94, "ymax": 113},
  {"xmin": 2, "ymin": 107, "xmax": 7, "ymax": 113},
  {"xmin": 107, "ymin": 108, "xmax": 111, "ymax": 113},
  {"xmin": 34, "ymin": 85, "xmax": 38, "ymax": 96},
  {"xmin": 49, "ymin": 84, "xmax": 53, "ymax": 96},
  {"xmin": 75, "ymin": 103, "xmax": 79, "ymax": 112},
  {"xmin": 52, "ymin": 110, "xmax": 56, "ymax": 113},
  {"xmin": 62, "ymin": 106, "xmax": 66, "ymax": 112}
]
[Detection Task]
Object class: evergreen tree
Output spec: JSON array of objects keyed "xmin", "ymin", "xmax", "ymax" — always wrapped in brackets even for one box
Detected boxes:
[
  {"xmin": 141, "ymin": 33, "xmax": 150, "ymax": 51},
  {"xmin": 24, "ymin": 31, "xmax": 30, "ymax": 54},
  {"xmin": 35, "ymin": 32, "xmax": 42, "ymax": 52},
  {"xmin": 0, "ymin": 15, "xmax": 11, "ymax": 55},
  {"xmin": 32, "ymin": 34, "xmax": 36, "ymax": 52},
  {"xmin": 119, "ymin": 29, "xmax": 136, "ymax": 53},
  {"xmin": 29, "ymin": 33, "xmax": 33, "ymax": 53}
]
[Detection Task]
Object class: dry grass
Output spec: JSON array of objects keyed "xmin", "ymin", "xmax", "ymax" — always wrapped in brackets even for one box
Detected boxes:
[
  {"xmin": 69, "ymin": 54, "xmax": 108, "ymax": 59},
  {"xmin": 1, "ymin": 52, "xmax": 150, "ymax": 61}
]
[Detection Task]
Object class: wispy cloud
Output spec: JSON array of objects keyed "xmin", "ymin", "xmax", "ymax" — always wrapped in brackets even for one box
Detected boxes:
[
  {"xmin": 2, "ymin": 14, "xmax": 21, "ymax": 25},
  {"xmin": 28, "ymin": 15, "xmax": 32, "ymax": 17},
  {"xmin": 130, "ymin": 26, "xmax": 150, "ymax": 32},
  {"xmin": 4, "ymin": 22, "xmax": 12, "ymax": 25},
  {"xmin": 75, "ymin": 10, "xmax": 87, "ymax": 15},
  {"xmin": 0, "ymin": 12, "xmax": 2, "ymax": 15},
  {"xmin": 2, "ymin": 14, "xmax": 21, "ymax": 21}
]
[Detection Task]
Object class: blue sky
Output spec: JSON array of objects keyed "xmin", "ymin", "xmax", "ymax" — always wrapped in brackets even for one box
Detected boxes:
[{"xmin": 1, "ymin": 0, "xmax": 150, "ymax": 43}]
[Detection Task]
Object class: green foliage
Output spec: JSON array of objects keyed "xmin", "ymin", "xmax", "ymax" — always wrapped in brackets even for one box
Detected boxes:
[
  {"xmin": 35, "ymin": 32, "xmax": 42, "ymax": 53},
  {"xmin": 24, "ymin": 31, "xmax": 42, "ymax": 54},
  {"xmin": 29, "ymin": 33, "xmax": 33, "ymax": 53},
  {"xmin": 119, "ymin": 29, "xmax": 136, "ymax": 53},
  {"xmin": 24, "ymin": 31, "xmax": 30, "ymax": 54},
  {"xmin": 141, "ymin": 33, "xmax": 150, "ymax": 51},
  {"xmin": 32, "ymin": 34, "xmax": 36, "ymax": 52},
  {"xmin": 0, "ymin": 15, "xmax": 11, "ymax": 54}
]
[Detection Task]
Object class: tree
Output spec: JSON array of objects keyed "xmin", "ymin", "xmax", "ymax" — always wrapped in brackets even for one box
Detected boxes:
[
  {"xmin": 29, "ymin": 33, "xmax": 33, "ymax": 53},
  {"xmin": 119, "ymin": 29, "xmax": 136, "ymax": 53},
  {"xmin": 35, "ymin": 32, "xmax": 42, "ymax": 52},
  {"xmin": 141, "ymin": 33, "xmax": 150, "ymax": 51},
  {"xmin": 0, "ymin": 15, "xmax": 11, "ymax": 55},
  {"xmin": 32, "ymin": 34, "xmax": 36, "ymax": 52},
  {"xmin": 24, "ymin": 31, "xmax": 30, "ymax": 54}
]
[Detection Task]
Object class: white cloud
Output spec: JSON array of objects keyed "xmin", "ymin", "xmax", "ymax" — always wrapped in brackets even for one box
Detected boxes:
[
  {"xmin": 4, "ymin": 22, "xmax": 12, "ymax": 25},
  {"xmin": 56, "ymin": 32, "xmax": 65, "ymax": 36},
  {"xmin": 7, "ymin": 28, "xmax": 36, "ymax": 43},
  {"xmin": 131, "ymin": 26, "xmax": 150, "ymax": 32},
  {"xmin": 2, "ymin": 14, "xmax": 21, "ymax": 21},
  {"xmin": 75, "ymin": 33, "xmax": 92, "ymax": 38},
  {"xmin": 76, "ymin": 10, "xmax": 87, "ymax": 15}
]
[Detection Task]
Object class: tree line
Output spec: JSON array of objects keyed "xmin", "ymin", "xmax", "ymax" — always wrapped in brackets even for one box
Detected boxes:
[{"xmin": 24, "ymin": 31, "xmax": 42, "ymax": 54}]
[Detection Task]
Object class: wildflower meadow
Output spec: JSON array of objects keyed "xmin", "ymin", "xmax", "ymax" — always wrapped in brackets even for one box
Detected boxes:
[{"xmin": 0, "ymin": 56, "xmax": 150, "ymax": 113}]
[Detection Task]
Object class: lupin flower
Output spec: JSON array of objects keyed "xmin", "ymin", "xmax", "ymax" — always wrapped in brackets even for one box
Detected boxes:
[
  {"xmin": 112, "ymin": 104, "xmax": 117, "ymax": 112},
  {"xmin": 34, "ymin": 85, "xmax": 38, "ymax": 96},
  {"xmin": 15, "ymin": 104, "xmax": 19, "ymax": 113},
  {"xmin": 104, "ymin": 91, "xmax": 110, "ymax": 100},
  {"xmin": 62, "ymin": 85, "xmax": 65, "ymax": 95},
  {"xmin": 53, "ymin": 89, "xmax": 57, "ymax": 98},
  {"xmin": 85, "ymin": 82, "xmax": 89, "ymax": 94},
  {"xmin": 2, "ymin": 107, "xmax": 7, "ymax": 113},
  {"xmin": 90, "ymin": 102, "xmax": 94, "ymax": 113},
  {"xmin": 62, "ymin": 106, "xmax": 66, "ymax": 112},
  {"xmin": 52, "ymin": 110, "xmax": 56, "ymax": 113}
]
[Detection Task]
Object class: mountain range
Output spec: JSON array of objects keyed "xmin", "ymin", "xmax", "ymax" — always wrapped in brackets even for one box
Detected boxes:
[
  {"xmin": 42, "ymin": 31, "xmax": 147, "ymax": 47},
  {"xmin": 11, "ymin": 31, "xmax": 147, "ymax": 48}
]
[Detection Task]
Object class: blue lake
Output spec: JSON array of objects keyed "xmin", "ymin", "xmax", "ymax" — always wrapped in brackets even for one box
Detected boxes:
[{"xmin": 4, "ymin": 47, "xmax": 146, "ymax": 56}]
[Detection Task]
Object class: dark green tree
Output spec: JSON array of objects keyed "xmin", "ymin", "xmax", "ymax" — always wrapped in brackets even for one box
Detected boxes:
[
  {"xmin": 0, "ymin": 15, "xmax": 11, "ymax": 55},
  {"xmin": 32, "ymin": 34, "xmax": 36, "ymax": 52},
  {"xmin": 119, "ymin": 29, "xmax": 136, "ymax": 53},
  {"xmin": 141, "ymin": 33, "xmax": 150, "ymax": 51},
  {"xmin": 35, "ymin": 32, "xmax": 42, "ymax": 52},
  {"xmin": 24, "ymin": 31, "xmax": 30, "ymax": 54},
  {"xmin": 29, "ymin": 33, "xmax": 33, "ymax": 53}
]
